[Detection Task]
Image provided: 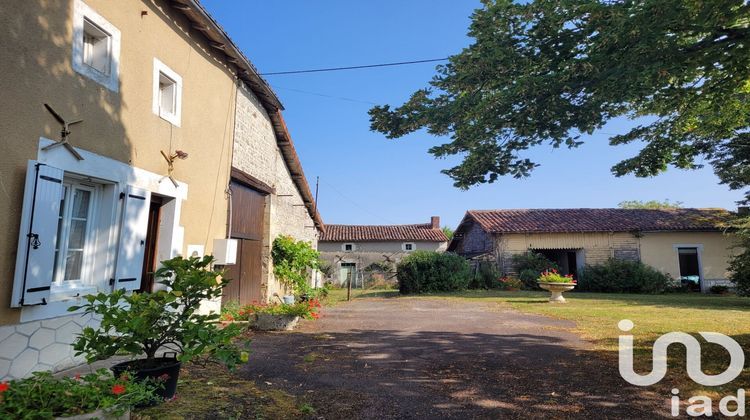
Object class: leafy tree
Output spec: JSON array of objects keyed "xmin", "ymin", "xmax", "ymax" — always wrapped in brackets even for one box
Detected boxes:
[
  {"xmin": 728, "ymin": 216, "xmax": 750, "ymax": 296},
  {"xmin": 441, "ymin": 225, "xmax": 454, "ymax": 240},
  {"xmin": 369, "ymin": 0, "xmax": 750, "ymax": 200},
  {"xmin": 618, "ymin": 199, "xmax": 683, "ymax": 209}
]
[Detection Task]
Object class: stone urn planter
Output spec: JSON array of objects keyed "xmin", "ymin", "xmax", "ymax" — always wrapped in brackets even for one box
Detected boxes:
[
  {"xmin": 537, "ymin": 282, "xmax": 576, "ymax": 303},
  {"xmin": 253, "ymin": 313, "xmax": 300, "ymax": 331}
]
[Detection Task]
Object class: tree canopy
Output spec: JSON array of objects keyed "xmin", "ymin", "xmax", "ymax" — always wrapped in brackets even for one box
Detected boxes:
[
  {"xmin": 369, "ymin": 0, "xmax": 750, "ymax": 200},
  {"xmin": 618, "ymin": 199, "xmax": 683, "ymax": 209}
]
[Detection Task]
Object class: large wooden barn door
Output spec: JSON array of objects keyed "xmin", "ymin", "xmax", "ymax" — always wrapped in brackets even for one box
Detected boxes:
[{"xmin": 222, "ymin": 177, "xmax": 267, "ymax": 305}]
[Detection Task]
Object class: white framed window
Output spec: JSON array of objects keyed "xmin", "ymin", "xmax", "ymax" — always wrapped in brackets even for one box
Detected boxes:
[
  {"xmin": 72, "ymin": 0, "xmax": 120, "ymax": 91},
  {"xmin": 152, "ymin": 58, "xmax": 183, "ymax": 126},
  {"xmin": 402, "ymin": 243, "xmax": 415, "ymax": 252},
  {"xmin": 52, "ymin": 180, "xmax": 99, "ymax": 294},
  {"xmin": 342, "ymin": 243, "xmax": 355, "ymax": 252}
]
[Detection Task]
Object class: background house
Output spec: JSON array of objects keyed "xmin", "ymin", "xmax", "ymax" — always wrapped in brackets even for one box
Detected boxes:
[
  {"xmin": 0, "ymin": 0, "xmax": 321, "ymax": 380},
  {"xmin": 448, "ymin": 208, "xmax": 736, "ymax": 291},
  {"xmin": 319, "ymin": 217, "xmax": 448, "ymax": 287}
]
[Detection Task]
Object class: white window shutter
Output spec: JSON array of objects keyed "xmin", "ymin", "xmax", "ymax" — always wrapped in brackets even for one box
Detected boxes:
[
  {"xmin": 114, "ymin": 186, "xmax": 150, "ymax": 291},
  {"xmin": 11, "ymin": 162, "xmax": 64, "ymax": 307}
]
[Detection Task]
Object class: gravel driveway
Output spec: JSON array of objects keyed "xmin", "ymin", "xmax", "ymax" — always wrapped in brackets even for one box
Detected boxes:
[{"xmin": 239, "ymin": 297, "xmax": 670, "ymax": 419}]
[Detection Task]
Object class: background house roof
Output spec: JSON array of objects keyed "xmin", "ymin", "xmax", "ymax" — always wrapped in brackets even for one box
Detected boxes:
[
  {"xmin": 464, "ymin": 208, "xmax": 733, "ymax": 234},
  {"xmin": 320, "ymin": 223, "xmax": 448, "ymax": 242}
]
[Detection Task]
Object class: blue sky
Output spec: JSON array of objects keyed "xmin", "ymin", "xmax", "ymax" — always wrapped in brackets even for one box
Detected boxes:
[{"xmin": 202, "ymin": 0, "xmax": 744, "ymax": 228}]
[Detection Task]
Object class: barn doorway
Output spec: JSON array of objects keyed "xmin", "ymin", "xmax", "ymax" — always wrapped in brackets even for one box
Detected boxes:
[
  {"xmin": 222, "ymin": 176, "xmax": 268, "ymax": 305},
  {"xmin": 533, "ymin": 249, "xmax": 582, "ymax": 279}
]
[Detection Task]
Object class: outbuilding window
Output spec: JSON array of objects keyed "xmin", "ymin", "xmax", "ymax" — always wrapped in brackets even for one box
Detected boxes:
[
  {"xmin": 342, "ymin": 243, "xmax": 355, "ymax": 252},
  {"xmin": 402, "ymin": 243, "xmax": 415, "ymax": 252}
]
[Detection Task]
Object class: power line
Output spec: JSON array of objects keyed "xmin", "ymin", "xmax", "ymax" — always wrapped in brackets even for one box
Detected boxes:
[
  {"xmin": 272, "ymin": 85, "xmax": 378, "ymax": 105},
  {"xmin": 320, "ymin": 180, "xmax": 397, "ymax": 225},
  {"xmin": 261, "ymin": 58, "xmax": 449, "ymax": 76}
]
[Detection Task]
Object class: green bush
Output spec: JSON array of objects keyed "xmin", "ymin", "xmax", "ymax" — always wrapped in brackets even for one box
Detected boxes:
[
  {"xmin": 578, "ymin": 259, "xmax": 675, "ymax": 294},
  {"xmin": 728, "ymin": 227, "xmax": 750, "ymax": 296},
  {"xmin": 511, "ymin": 252, "xmax": 560, "ymax": 289},
  {"xmin": 272, "ymin": 235, "xmax": 320, "ymax": 296},
  {"xmin": 470, "ymin": 262, "xmax": 501, "ymax": 289},
  {"xmin": 397, "ymin": 251, "xmax": 472, "ymax": 294}
]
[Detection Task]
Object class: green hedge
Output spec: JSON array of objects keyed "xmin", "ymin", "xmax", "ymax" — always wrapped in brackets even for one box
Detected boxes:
[
  {"xmin": 397, "ymin": 251, "xmax": 472, "ymax": 294},
  {"xmin": 578, "ymin": 259, "xmax": 676, "ymax": 294}
]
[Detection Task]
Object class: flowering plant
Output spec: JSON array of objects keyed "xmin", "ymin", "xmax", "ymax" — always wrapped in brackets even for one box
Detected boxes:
[
  {"xmin": 221, "ymin": 299, "xmax": 322, "ymax": 321},
  {"xmin": 497, "ymin": 276, "xmax": 523, "ymax": 290},
  {"xmin": 538, "ymin": 269, "xmax": 576, "ymax": 284},
  {"xmin": 0, "ymin": 369, "xmax": 159, "ymax": 418}
]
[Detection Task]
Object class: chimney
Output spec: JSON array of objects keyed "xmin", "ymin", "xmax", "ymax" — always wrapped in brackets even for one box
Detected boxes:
[{"xmin": 431, "ymin": 216, "xmax": 440, "ymax": 229}]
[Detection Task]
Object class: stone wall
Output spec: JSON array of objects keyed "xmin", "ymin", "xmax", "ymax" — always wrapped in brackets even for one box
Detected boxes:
[{"xmin": 232, "ymin": 84, "xmax": 319, "ymax": 300}]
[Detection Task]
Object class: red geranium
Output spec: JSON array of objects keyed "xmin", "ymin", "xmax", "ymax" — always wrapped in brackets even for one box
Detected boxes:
[
  {"xmin": 0, "ymin": 382, "xmax": 9, "ymax": 393},
  {"xmin": 111, "ymin": 384, "xmax": 126, "ymax": 395}
]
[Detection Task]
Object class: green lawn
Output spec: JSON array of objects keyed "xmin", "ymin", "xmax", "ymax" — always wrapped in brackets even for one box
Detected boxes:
[{"xmin": 327, "ymin": 288, "xmax": 750, "ymax": 396}]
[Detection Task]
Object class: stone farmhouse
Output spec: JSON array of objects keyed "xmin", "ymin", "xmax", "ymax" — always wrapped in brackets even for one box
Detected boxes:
[
  {"xmin": 319, "ymin": 217, "xmax": 448, "ymax": 286},
  {"xmin": 448, "ymin": 208, "xmax": 736, "ymax": 292},
  {"xmin": 0, "ymin": 0, "xmax": 322, "ymax": 380}
]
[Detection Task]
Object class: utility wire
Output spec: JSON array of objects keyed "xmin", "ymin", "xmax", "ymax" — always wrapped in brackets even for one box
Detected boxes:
[
  {"xmin": 261, "ymin": 58, "xmax": 449, "ymax": 76},
  {"xmin": 272, "ymin": 85, "xmax": 378, "ymax": 105},
  {"xmin": 320, "ymin": 180, "xmax": 397, "ymax": 225}
]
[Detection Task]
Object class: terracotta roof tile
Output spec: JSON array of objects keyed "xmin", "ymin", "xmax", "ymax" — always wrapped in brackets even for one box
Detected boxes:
[
  {"xmin": 466, "ymin": 208, "xmax": 732, "ymax": 233},
  {"xmin": 320, "ymin": 223, "xmax": 448, "ymax": 242}
]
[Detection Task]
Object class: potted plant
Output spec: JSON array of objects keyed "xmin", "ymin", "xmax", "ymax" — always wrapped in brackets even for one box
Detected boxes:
[
  {"xmin": 537, "ymin": 269, "xmax": 577, "ymax": 303},
  {"xmin": 223, "ymin": 299, "xmax": 322, "ymax": 331},
  {"xmin": 0, "ymin": 369, "xmax": 158, "ymax": 419},
  {"xmin": 69, "ymin": 256, "xmax": 246, "ymax": 400}
]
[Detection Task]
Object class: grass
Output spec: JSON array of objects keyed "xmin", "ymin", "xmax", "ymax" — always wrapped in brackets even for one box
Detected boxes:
[
  {"xmin": 331, "ymin": 288, "xmax": 750, "ymax": 396},
  {"xmin": 133, "ymin": 363, "xmax": 302, "ymax": 419}
]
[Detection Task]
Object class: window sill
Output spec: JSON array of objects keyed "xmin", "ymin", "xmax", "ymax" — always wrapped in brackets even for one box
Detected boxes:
[{"xmin": 49, "ymin": 286, "xmax": 99, "ymax": 303}]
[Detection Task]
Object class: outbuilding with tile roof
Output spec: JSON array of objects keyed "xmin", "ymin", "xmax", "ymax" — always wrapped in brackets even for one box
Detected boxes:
[
  {"xmin": 319, "ymin": 217, "xmax": 449, "ymax": 286},
  {"xmin": 448, "ymin": 208, "xmax": 737, "ymax": 293}
]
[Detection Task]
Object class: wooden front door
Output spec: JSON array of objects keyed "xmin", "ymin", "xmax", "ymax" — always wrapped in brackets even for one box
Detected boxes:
[{"xmin": 222, "ymin": 181, "xmax": 266, "ymax": 305}]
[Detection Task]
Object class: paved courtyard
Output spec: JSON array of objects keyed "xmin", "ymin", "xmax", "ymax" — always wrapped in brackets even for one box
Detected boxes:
[{"xmin": 240, "ymin": 297, "xmax": 670, "ymax": 419}]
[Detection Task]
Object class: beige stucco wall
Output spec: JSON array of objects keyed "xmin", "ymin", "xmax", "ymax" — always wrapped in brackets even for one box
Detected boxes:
[
  {"xmin": 0, "ymin": 0, "xmax": 236, "ymax": 324},
  {"xmin": 495, "ymin": 231, "xmax": 735, "ymax": 286},
  {"xmin": 232, "ymin": 84, "xmax": 319, "ymax": 301},
  {"xmin": 640, "ymin": 231, "xmax": 736, "ymax": 283}
]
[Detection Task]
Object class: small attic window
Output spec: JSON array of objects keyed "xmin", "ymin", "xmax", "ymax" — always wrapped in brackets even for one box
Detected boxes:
[
  {"xmin": 402, "ymin": 243, "xmax": 415, "ymax": 252},
  {"xmin": 342, "ymin": 243, "xmax": 355, "ymax": 252},
  {"xmin": 82, "ymin": 19, "xmax": 111, "ymax": 75},
  {"xmin": 152, "ymin": 58, "xmax": 182, "ymax": 126}
]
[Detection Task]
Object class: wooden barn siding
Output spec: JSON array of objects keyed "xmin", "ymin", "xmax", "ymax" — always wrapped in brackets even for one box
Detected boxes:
[{"xmin": 497, "ymin": 232, "xmax": 640, "ymax": 272}]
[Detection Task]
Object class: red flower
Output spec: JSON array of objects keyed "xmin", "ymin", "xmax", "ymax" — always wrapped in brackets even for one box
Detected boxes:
[
  {"xmin": 111, "ymin": 384, "xmax": 126, "ymax": 395},
  {"xmin": 0, "ymin": 382, "xmax": 9, "ymax": 393},
  {"xmin": 74, "ymin": 373, "xmax": 81, "ymax": 381},
  {"xmin": 310, "ymin": 312, "xmax": 320, "ymax": 319}
]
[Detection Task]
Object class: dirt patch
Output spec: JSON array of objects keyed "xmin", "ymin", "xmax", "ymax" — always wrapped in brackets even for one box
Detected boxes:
[{"xmin": 240, "ymin": 297, "xmax": 672, "ymax": 418}]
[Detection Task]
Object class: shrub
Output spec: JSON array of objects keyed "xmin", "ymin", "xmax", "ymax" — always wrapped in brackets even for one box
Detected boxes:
[
  {"xmin": 578, "ymin": 259, "xmax": 674, "ymax": 294},
  {"xmin": 710, "ymin": 285, "xmax": 730, "ymax": 295},
  {"xmin": 497, "ymin": 275, "xmax": 523, "ymax": 290},
  {"xmin": 272, "ymin": 235, "xmax": 320, "ymax": 296},
  {"xmin": 0, "ymin": 369, "xmax": 159, "ymax": 419},
  {"xmin": 69, "ymin": 256, "xmax": 246, "ymax": 369},
  {"xmin": 511, "ymin": 252, "xmax": 560, "ymax": 289},
  {"xmin": 397, "ymin": 251, "xmax": 472, "ymax": 294},
  {"xmin": 222, "ymin": 299, "xmax": 322, "ymax": 321},
  {"xmin": 728, "ymin": 231, "xmax": 750, "ymax": 297},
  {"xmin": 471, "ymin": 262, "xmax": 501, "ymax": 289}
]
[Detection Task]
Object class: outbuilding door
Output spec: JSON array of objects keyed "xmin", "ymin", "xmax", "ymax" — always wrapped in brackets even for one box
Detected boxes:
[{"xmin": 222, "ymin": 180, "xmax": 266, "ymax": 305}]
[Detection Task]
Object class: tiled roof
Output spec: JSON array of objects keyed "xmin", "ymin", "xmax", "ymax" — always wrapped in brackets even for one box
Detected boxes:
[
  {"xmin": 320, "ymin": 224, "xmax": 449, "ymax": 242},
  {"xmin": 466, "ymin": 208, "xmax": 732, "ymax": 234}
]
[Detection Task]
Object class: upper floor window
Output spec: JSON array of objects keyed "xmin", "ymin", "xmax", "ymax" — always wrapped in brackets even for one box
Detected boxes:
[
  {"xmin": 72, "ymin": 0, "xmax": 120, "ymax": 91},
  {"xmin": 402, "ymin": 243, "xmax": 415, "ymax": 252},
  {"xmin": 153, "ymin": 58, "xmax": 183, "ymax": 126},
  {"xmin": 342, "ymin": 243, "xmax": 355, "ymax": 252}
]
